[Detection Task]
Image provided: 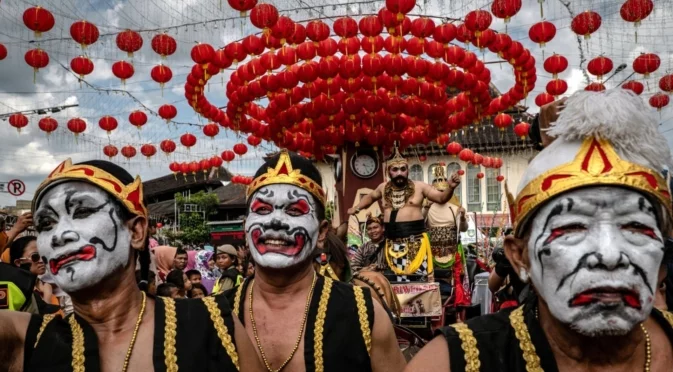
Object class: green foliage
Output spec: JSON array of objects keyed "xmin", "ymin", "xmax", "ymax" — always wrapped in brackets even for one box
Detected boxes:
[
  {"xmin": 325, "ymin": 201, "xmax": 335, "ymax": 223},
  {"xmin": 174, "ymin": 191, "xmax": 219, "ymax": 245}
]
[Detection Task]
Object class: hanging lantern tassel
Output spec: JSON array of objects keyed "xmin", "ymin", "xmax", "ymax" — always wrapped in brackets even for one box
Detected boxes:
[
  {"xmin": 173, "ymin": 172, "xmax": 177, "ymax": 181},
  {"xmin": 161, "ymin": 82, "xmax": 164, "ymax": 97},
  {"xmin": 33, "ymin": 68, "xmax": 37, "ymax": 84},
  {"xmin": 539, "ymin": 0, "xmax": 544, "ymax": 18}
]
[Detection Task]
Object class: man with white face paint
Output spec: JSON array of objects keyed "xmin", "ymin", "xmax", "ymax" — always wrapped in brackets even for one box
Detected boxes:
[
  {"xmin": 227, "ymin": 150, "xmax": 405, "ymax": 372},
  {"xmin": 407, "ymin": 89, "xmax": 673, "ymax": 372},
  {"xmin": 0, "ymin": 159, "xmax": 262, "ymax": 372}
]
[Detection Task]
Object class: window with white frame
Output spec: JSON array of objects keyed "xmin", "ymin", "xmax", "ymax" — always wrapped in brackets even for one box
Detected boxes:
[
  {"xmin": 409, "ymin": 164, "xmax": 424, "ymax": 181},
  {"xmin": 486, "ymin": 168, "xmax": 501, "ymax": 211},
  {"xmin": 467, "ymin": 163, "xmax": 482, "ymax": 212},
  {"xmin": 446, "ymin": 162, "xmax": 462, "ymax": 204}
]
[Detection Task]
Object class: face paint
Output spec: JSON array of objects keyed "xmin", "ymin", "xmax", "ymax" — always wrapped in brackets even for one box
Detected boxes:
[
  {"xmin": 527, "ymin": 187, "xmax": 664, "ymax": 336},
  {"xmin": 246, "ymin": 184, "xmax": 321, "ymax": 269},
  {"xmin": 34, "ymin": 182, "xmax": 131, "ymax": 293}
]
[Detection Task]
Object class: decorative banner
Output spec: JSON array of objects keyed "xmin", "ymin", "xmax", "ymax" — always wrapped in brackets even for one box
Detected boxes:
[{"xmin": 391, "ymin": 282, "xmax": 442, "ymax": 318}]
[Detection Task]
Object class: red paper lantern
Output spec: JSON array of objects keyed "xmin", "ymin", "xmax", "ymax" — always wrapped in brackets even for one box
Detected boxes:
[
  {"xmin": 546, "ymin": 79, "xmax": 568, "ymax": 96},
  {"xmin": 248, "ymin": 135, "xmax": 262, "ymax": 146},
  {"xmin": 224, "ymin": 42, "xmax": 247, "ymax": 64},
  {"xmin": 491, "ymin": 0, "xmax": 522, "ymax": 23},
  {"xmin": 622, "ymin": 80, "xmax": 645, "ymax": 95},
  {"xmin": 221, "ymin": 150, "xmax": 236, "ymax": 162},
  {"xmin": 228, "ymin": 0, "xmax": 257, "ymax": 16},
  {"xmin": 496, "ymin": 175, "xmax": 505, "ymax": 182},
  {"xmin": 649, "ymin": 93, "xmax": 670, "ymax": 111},
  {"xmin": 587, "ymin": 56, "xmax": 613, "ymax": 80},
  {"xmin": 493, "ymin": 158, "xmax": 503, "ymax": 169},
  {"xmin": 141, "ymin": 144, "xmax": 157, "ymax": 159},
  {"xmin": 158, "ymin": 104, "xmax": 177, "ymax": 122},
  {"xmin": 191, "ymin": 43, "xmax": 215, "ymax": 64},
  {"xmin": 233, "ymin": 143, "xmax": 248, "ymax": 155},
  {"xmin": 513, "ymin": 122, "xmax": 530, "ymax": 139},
  {"xmin": 38, "ymin": 117, "xmax": 58, "ymax": 135},
  {"xmin": 360, "ymin": 16, "xmax": 384, "ymax": 37},
  {"xmin": 169, "ymin": 162, "xmax": 180, "ymax": 175},
  {"xmin": 203, "ymin": 123, "xmax": 220, "ymax": 139},
  {"xmin": 211, "ymin": 156, "xmax": 223, "ymax": 170},
  {"xmin": 121, "ymin": 145, "xmax": 137, "ymax": 160},
  {"xmin": 160, "ymin": 139, "xmax": 176, "ymax": 155},
  {"xmin": 535, "ymin": 92, "xmax": 555, "ymax": 107},
  {"xmin": 103, "ymin": 145, "xmax": 118, "ymax": 159},
  {"xmin": 458, "ymin": 148, "xmax": 474, "ymax": 162},
  {"xmin": 116, "ymin": 30, "xmax": 143, "ymax": 58},
  {"xmin": 494, "ymin": 113, "xmax": 513, "ymax": 130},
  {"xmin": 188, "ymin": 162, "xmax": 200, "ymax": 175},
  {"xmin": 8, "ymin": 113, "xmax": 28, "ymax": 133},
  {"xmin": 151, "ymin": 33, "xmax": 177, "ymax": 58},
  {"xmin": 571, "ymin": 11, "xmax": 601, "ymax": 39},
  {"xmin": 67, "ymin": 118, "xmax": 86, "ymax": 136},
  {"xmin": 528, "ymin": 21, "xmax": 556, "ymax": 47},
  {"xmin": 334, "ymin": 17, "xmax": 359, "ymax": 38},
  {"xmin": 619, "ymin": 0, "xmax": 653, "ymax": 42},
  {"xmin": 660, "ymin": 75, "xmax": 673, "ymax": 94},
  {"xmin": 476, "ymin": 172, "xmax": 485, "ymax": 179},
  {"xmin": 179, "ymin": 162, "xmax": 190, "ymax": 176},
  {"xmin": 543, "ymin": 54, "xmax": 568, "ymax": 78},
  {"xmin": 112, "ymin": 60, "xmax": 134, "ymax": 84},
  {"xmin": 446, "ymin": 142, "xmax": 463, "ymax": 156},
  {"xmin": 633, "ymin": 53, "xmax": 660, "ymax": 77},
  {"xmin": 128, "ymin": 111, "xmax": 147, "ymax": 129},
  {"xmin": 181, "ymin": 133, "xmax": 197, "ymax": 149},
  {"xmin": 250, "ymin": 4, "xmax": 279, "ymax": 30},
  {"xmin": 151, "ymin": 64, "xmax": 173, "ymax": 89},
  {"xmin": 0, "ymin": 44, "xmax": 6, "ymax": 61},
  {"xmin": 70, "ymin": 55, "xmax": 94, "ymax": 80},
  {"xmin": 199, "ymin": 159, "xmax": 212, "ymax": 176},
  {"xmin": 585, "ymin": 82, "xmax": 606, "ymax": 92},
  {"xmin": 386, "ymin": 0, "xmax": 416, "ymax": 21},
  {"xmin": 23, "ymin": 6, "xmax": 55, "ymax": 37},
  {"xmin": 70, "ymin": 20, "xmax": 99, "ymax": 48},
  {"xmin": 98, "ymin": 116, "xmax": 118, "ymax": 135},
  {"xmin": 24, "ymin": 48, "xmax": 49, "ymax": 81},
  {"xmin": 464, "ymin": 10, "xmax": 492, "ymax": 34},
  {"xmin": 457, "ymin": 169, "xmax": 465, "ymax": 176}
]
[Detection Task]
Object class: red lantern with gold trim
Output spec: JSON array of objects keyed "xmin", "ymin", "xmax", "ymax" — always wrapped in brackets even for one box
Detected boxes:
[
  {"xmin": 203, "ymin": 123, "xmax": 220, "ymax": 139},
  {"xmin": 633, "ymin": 53, "xmax": 660, "ymax": 78},
  {"xmin": 446, "ymin": 142, "xmax": 463, "ymax": 156},
  {"xmin": 543, "ymin": 53, "xmax": 568, "ymax": 78},
  {"xmin": 221, "ymin": 150, "xmax": 236, "ymax": 162},
  {"xmin": 571, "ymin": 11, "xmax": 601, "ymax": 39},
  {"xmin": 151, "ymin": 33, "xmax": 177, "ymax": 58},
  {"xmin": 129, "ymin": 110, "xmax": 147, "ymax": 130},
  {"xmin": 121, "ymin": 145, "xmax": 137, "ymax": 160},
  {"xmin": 103, "ymin": 145, "xmax": 118, "ymax": 159},
  {"xmin": 620, "ymin": 0, "xmax": 653, "ymax": 41},
  {"xmin": 494, "ymin": 113, "xmax": 513, "ymax": 131},
  {"xmin": 141, "ymin": 144, "xmax": 157, "ymax": 159},
  {"xmin": 529, "ymin": 21, "xmax": 556, "ymax": 48},
  {"xmin": 649, "ymin": 93, "xmax": 670, "ymax": 112},
  {"xmin": 386, "ymin": 0, "xmax": 416, "ymax": 21},
  {"xmin": 546, "ymin": 79, "xmax": 568, "ymax": 97},
  {"xmin": 8, "ymin": 113, "xmax": 28, "ymax": 133},
  {"xmin": 23, "ymin": 6, "xmax": 55, "ymax": 38},
  {"xmin": 513, "ymin": 122, "xmax": 530, "ymax": 139},
  {"xmin": 233, "ymin": 143, "xmax": 248, "ymax": 156},
  {"xmin": 250, "ymin": 3, "xmax": 279, "ymax": 31},
  {"xmin": 70, "ymin": 20, "xmax": 99, "ymax": 49},
  {"xmin": 158, "ymin": 104, "xmax": 177, "ymax": 122},
  {"xmin": 151, "ymin": 64, "xmax": 172, "ymax": 92},
  {"xmin": 585, "ymin": 82, "xmax": 606, "ymax": 92},
  {"xmin": 535, "ymin": 92, "xmax": 554, "ymax": 107},
  {"xmin": 622, "ymin": 80, "xmax": 644, "ymax": 95},
  {"xmin": 38, "ymin": 117, "xmax": 58, "ymax": 136},
  {"xmin": 116, "ymin": 30, "xmax": 143, "ymax": 58},
  {"xmin": 660, "ymin": 75, "xmax": 673, "ymax": 94},
  {"xmin": 25, "ymin": 48, "xmax": 49, "ymax": 82},
  {"xmin": 112, "ymin": 60, "xmax": 134, "ymax": 84},
  {"xmin": 160, "ymin": 139, "xmax": 176, "ymax": 156},
  {"xmin": 180, "ymin": 133, "xmax": 197, "ymax": 149},
  {"xmin": 67, "ymin": 118, "xmax": 86, "ymax": 137},
  {"xmin": 98, "ymin": 116, "xmax": 118, "ymax": 135},
  {"xmin": 458, "ymin": 148, "xmax": 474, "ymax": 162},
  {"xmin": 70, "ymin": 55, "xmax": 94, "ymax": 80},
  {"xmin": 228, "ymin": 0, "xmax": 257, "ymax": 17},
  {"xmin": 491, "ymin": 0, "xmax": 522, "ymax": 24},
  {"xmin": 587, "ymin": 56, "xmax": 613, "ymax": 80}
]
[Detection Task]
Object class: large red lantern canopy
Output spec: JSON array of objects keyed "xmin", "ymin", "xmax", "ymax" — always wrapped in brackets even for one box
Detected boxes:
[
  {"xmin": 571, "ymin": 11, "xmax": 602, "ymax": 39},
  {"xmin": 8, "ymin": 113, "xmax": 28, "ymax": 133},
  {"xmin": 23, "ymin": 6, "xmax": 55, "ymax": 38},
  {"xmin": 70, "ymin": 20, "xmax": 99, "ymax": 49},
  {"xmin": 116, "ymin": 30, "xmax": 143, "ymax": 58}
]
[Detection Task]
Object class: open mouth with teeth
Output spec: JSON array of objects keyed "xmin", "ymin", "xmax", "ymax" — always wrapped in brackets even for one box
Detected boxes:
[
  {"xmin": 49, "ymin": 245, "xmax": 97, "ymax": 275},
  {"xmin": 250, "ymin": 228, "xmax": 306, "ymax": 257},
  {"xmin": 569, "ymin": 287, "xmax": 641, "ymax": 309}
]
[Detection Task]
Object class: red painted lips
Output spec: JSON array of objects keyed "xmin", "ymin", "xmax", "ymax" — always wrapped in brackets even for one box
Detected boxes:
[
  {"xmin": 49, "ymin": 245, "xmax": 96, "ymax": 274},
  {"xmin": 251, "ymin": 229, "xmax": 306, "ymax": 257},
  {"xmin": 570, "ymin": 287, "xmax": 641, "ymax": 309}
]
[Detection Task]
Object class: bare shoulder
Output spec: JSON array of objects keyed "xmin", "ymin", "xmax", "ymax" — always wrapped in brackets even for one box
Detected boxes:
[
  {"xmin": 370, "ymin": 299, "xmax": 406, "ymax": 372},
  {"xmin": 0, "ymin": 311, "xmax": 32, "ymax": 371},
  {"xmin": 404, "ymin": 336, "xmax": 450, "ymax": 372}
]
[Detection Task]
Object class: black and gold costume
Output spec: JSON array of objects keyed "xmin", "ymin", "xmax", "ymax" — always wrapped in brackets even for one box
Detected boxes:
[
  {"xmin": 227, "ymin": 275, "xmax": 375, "ymax": 372},
  {"xmin": 23, "ymin": 295, "xmax": 240, "ymax": 372},
  {"xmin": 439, "ymin": 297, "xmax": 673, "ymax": 372}
]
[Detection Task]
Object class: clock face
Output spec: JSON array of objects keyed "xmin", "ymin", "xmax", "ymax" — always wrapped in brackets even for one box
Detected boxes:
[{"xmin": 351, "ymin": 153, "xmax": 379, "ymax": 179}]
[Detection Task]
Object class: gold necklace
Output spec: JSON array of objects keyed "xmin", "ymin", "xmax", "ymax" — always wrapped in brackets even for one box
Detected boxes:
[
  {"xmin": 121, "ymin": 291, "xmax": 147, "ymax": 372},
  {"xmin": 534, "ymin": 306, "xmax": 652, "ymax": 372},
  {"xmin": 249, "ymin": 273, "xmax": 317, "ymax": 372}
]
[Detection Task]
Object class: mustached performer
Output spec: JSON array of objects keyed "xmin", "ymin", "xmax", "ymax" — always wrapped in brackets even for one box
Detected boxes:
[
  {"xmin": 407, "ymin": 89, "xmax": 673, "ymax": 371},
  {"xmin": 0, "ymin": 160, "xmax": 261, "ymax": 372},
  {"xmin": 228, "ymin": 150, "xmax": 405, "ymax": 371},
  {"xmin": 348, "ymin": 147, "xmax": 460, "ymax": 282}
]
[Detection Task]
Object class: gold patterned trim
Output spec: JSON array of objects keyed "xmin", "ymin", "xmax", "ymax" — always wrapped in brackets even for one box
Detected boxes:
[
  {"xmin": 68, "ymin": 315, "xmax": 85, "ymax": 372},
  {"xmin": 662, "ymin": 310, "xmax": 673, "ymax": 328},
  {"xmin": 449, "ymin": 323, "xmax": 480, "ymax": 372},
  {"xmin": 353, "ymin": 286, "xmax": 372, "ymax": 356},
  {"xmin": 233, "ymin": 281, "xmax": 245, "ymax": 317},
  {"xmin": 509, "ymin": 306, "xmax": 544, "ymax": 372},
  {"xmin": 202, "ymin": 297, "xmax": 240, "ymax": 371},
  {"xmin": 314, "ymin": 277, "xmax": 333, "ymax": 372},
  {"xmin": 163, "ymin": 297, "xmax": 179, "ymax": 372},
  {"xmin": 34, "ymin": 314, "xmax": 57, "ymax": 348}
]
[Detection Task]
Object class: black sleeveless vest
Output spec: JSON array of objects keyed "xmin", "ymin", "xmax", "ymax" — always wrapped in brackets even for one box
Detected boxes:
[
  {"xmin": 227, "ymin": 275, "xmax": 375, "ymax": 372},
  {"xmin": 23, "ymin": 294, "xmax": 239, "ymax": 371},
  {"xmin": 439, "ymin": 299, "xmax": 673, "ymax": 372}
]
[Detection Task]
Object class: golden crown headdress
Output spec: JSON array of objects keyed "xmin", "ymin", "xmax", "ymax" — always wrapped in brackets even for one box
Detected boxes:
[
  {"xmin": 32, "ymin": 159, "xmax": 148, "ymax": 217},
  {"xmin": 387, "ymin": 145, "xmax": 408, "ymax": 168},
  {"xmin": 512, "ymin": 137, "xmax": 672, "ymax": 237},
  {"xmin": 432, "ymin": 162, "xmax": 448, "ymax": 189},
  {"xmin": 246, "ymin": 150, "xmax": 326, "ymax": 205}
]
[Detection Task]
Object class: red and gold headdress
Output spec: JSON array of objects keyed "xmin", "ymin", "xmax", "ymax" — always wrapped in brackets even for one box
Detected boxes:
[
  {"xmin": 386, "ymin": 145, "xmax": 408, "ymax": 168},
  {"xmin": 246, "ymin": 150, "xmax": 326, "ymax": 205},
  {"xmin": 32, "ymin": 159, "xmax": 147, "ymax": 217},
  {"xmin": 511, "ymin": 90, "xmax": 672, "ymax": 237}
]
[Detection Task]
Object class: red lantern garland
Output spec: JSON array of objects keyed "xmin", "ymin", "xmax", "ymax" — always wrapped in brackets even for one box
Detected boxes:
[{"xmin": 116, "ymin": 30, "xmax": 143, "ymax": 58}]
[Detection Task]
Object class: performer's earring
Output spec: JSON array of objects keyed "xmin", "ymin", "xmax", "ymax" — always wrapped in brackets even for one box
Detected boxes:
[{"xmin": 519, "ymin": 268, "xmax": 529, "ymax": 283}]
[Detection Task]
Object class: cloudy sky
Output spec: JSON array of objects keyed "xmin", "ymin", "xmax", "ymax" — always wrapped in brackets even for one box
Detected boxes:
[{"xmin": 0, "ymin": 0, "xmax": 672, "ymax": 207}]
